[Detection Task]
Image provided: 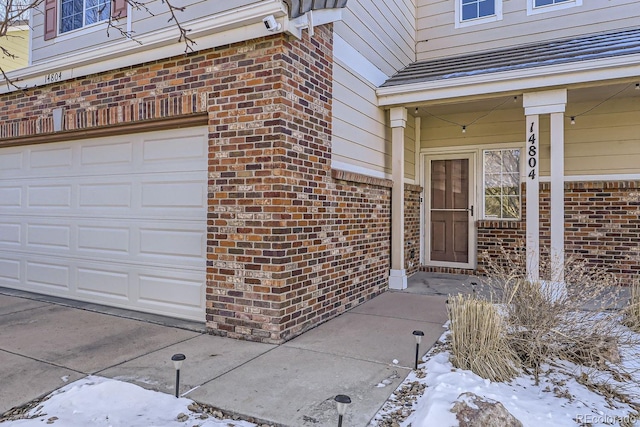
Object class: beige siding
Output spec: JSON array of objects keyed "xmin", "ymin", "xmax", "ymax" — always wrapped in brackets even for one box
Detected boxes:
[
  {"xmin": 404, "ymin": 113, "xmax": 416, "ymax": 180},
  {"xmin": 417, "ymin": 0, "xmax": 640, "ymax": 60},
  {"xmin": 335, "ymin": 0, "xmax": 416, "ymax": 77},
  {"xmin": 31, "ymin": 0, "xmax": 258, "ymax": 64},
  {"xmin": 0, "ymin": 28, "xmax": 29, "ymax": 71},
  {"xmin": 332, "ymin": 60, "xmax": 391, "ymax": 175},
  {"xmin": 420, "ymin": 96, "xmax": 640, "ymax": 177}
]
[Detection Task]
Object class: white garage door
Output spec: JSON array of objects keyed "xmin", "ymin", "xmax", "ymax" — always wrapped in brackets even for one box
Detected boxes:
[{"xmin": 0, "ymin": 127, "xmax": 208, "ymax": 321}]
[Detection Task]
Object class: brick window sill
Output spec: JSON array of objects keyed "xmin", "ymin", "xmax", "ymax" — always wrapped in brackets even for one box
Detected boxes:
[{"xmin": 476, "ymin": 219, "xmax": 522, "ymax": 229}]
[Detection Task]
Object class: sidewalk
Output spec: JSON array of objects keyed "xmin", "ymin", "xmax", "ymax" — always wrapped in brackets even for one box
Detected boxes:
[{"xmin": 0, "ymin": 273, "xmax": 460, "ymax": 426}]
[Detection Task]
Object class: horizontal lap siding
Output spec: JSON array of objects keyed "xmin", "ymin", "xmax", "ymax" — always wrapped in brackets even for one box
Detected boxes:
[{"xmin": 417, "ymin": 0, "xmax": 640, "ymax": 61}]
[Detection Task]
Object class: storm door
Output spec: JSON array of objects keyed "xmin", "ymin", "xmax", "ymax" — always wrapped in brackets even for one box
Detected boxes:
[{"xmin": 426, "ymin": 153, "xmax": 476, "ymax": 268}]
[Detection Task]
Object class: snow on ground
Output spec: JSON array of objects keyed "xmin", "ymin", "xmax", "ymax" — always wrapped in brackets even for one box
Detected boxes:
[
  {"xmin": 2, "ymin": 335, "xmax": 639, "ymax": 427},
  {"xmin": 373, "ymin": 330, "xmax": 640, "ymax": 427},
  {"xmin": 1, "ymin": 376, "xmax": 256, "ymax": 427}
]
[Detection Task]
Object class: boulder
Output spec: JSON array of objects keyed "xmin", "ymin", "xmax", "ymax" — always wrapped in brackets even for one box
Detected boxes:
[{"xmin": 451, "ymin": 392, "xmax": 523, "ymax": 427}]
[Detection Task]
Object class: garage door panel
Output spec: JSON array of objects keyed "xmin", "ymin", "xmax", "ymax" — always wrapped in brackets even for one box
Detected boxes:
[
  {"xmin": 77, "ymin": 267, "xmax": 130, "ymax": 299},
  {"xmin": 30, "ymin": 146, "xmax": 73, "ymax": 169},
  {"xmin": 79, "ymin": 183, "xmax": 133, "ymax": 208},
  {"xmin": 138, "ymin": 274, "xmax": 204, "ymax": 310},
  {"xmin": 77, "ymin": 226, "xmax": 130, "ymax": 254},
  {"xmin": 28, "ymin": 185, "xmax": 72, "ymax": 208},
  {"xmin": 27, "ymin": 224, "xmax": 71, "ymax": 249},
  {"xmin": 139, "ymin": 228, "xmax": 205, "ymax": 260},
  {"xmin": 0, "ymin": 259, "xmax": 21, "ymax": 282},
  {"xmin": 26, "ymin": 261, "xmax": 70, "ymax": 289},
  {"xmin": 142, "ymin": 133, "xmax": 207, "ymax": 163},
  {"xmin": 0, "ymin": 222, "xmax": 21, "ymax": 244},
  {"xmin": 80, "ymin": 141, "xmax": 134, "ymax": 166},
  {"xmin": 0, "ymin": 187, "xmax": 22, "ymax": 207},
  {"xmin": 141, "ymin": 180, "xmax": 206, "ymax": 209},
  {"xmin": 0, "ymin": 127, "xmax": 207, "ymax": 321},
  {"xmin": 0, "ymin": 151, "xmax": 23, "ymax": 170}
]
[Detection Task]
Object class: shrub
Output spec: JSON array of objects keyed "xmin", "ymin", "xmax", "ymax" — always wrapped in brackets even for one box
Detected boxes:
[
  {"xmin": 447, "ymin": 294, "xmax": 520, "ymax": 382},
  {"xmin": 448, "ymin": 245, "xmax": 629, "ymax": 384}
]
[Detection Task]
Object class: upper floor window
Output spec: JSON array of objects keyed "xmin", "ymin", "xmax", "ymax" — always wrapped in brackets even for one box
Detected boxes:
[
  {"xmin": 455, "ymin": 0, "xmax": 502, "ymax": 28},
  {"xmin": 528, "ymin": 0, "xmax": 581, "ymax": 15},
  {"xmin": 462, "ymin": 0, "xmax": 494, "ymax": 21},
  {"xmin": 483, "ymin": 148, "xmax": 521, "ymax": 220},
  {"xmin": 44, "ymin": 0, "xmax": 127, "ymax": 40},
  {"xmin": 61, "ymin": 0, "xmax": 111, "ymax": 33}
]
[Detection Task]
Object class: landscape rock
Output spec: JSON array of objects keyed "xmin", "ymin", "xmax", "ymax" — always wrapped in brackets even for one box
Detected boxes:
[{"xmin": 451, "ymin": 392, "xmax": 523, "ymax": 427}]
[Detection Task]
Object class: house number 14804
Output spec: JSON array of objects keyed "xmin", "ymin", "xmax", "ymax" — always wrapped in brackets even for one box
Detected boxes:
[
  {"xmin": 527, "ymin": 121, "xmax": 537, "ymax": 180},
  {"xmin": 44, "ymin": 72, "xmax": 62, "ymax": 84}
]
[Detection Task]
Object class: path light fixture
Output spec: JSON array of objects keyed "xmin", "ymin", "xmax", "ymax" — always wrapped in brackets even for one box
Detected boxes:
[
  {"xmin": 412, "ymin": 330, "xmax": 424, "ymax": 370},
  {"xmin": 171, "ymin": 353, "xmax": 186, "ymax": 398},
  {"xmin": 334, "ymin": 394, "xmax": 351, "ymax": 427}
]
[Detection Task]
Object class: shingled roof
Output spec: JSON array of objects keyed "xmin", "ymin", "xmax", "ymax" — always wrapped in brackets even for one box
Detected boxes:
[
  {"xmin": 283, "ymin": 0, "xmax": 348, "ymax": 18},
  {"xmin": 381, "ymin": 27, "xmax": 640, "ymax": 87}
]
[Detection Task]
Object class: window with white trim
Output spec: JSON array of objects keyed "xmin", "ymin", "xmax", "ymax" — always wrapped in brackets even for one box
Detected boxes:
[
  {"xmin": 527, "ymin": 0, "xmax": 581, "ymax": 15},
  {"xmin": 483, "ymin": 148, "xmax": 521, "ymax": 219},
  {"xmin": 44, "ymin": 0, "xmax": 127, "ymax": 41},
  {"xmin": 455, "ymin": 0, "xmax": 502, "ymax": 28},
  {"xmin": 60, "ymin": 0, "xmax": 111, "ymax": 33}
]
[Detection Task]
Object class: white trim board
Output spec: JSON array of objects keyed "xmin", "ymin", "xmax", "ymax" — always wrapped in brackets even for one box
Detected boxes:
[
  {"xmin": 331, "ymin": 160, "xmax": 392, "ymax": 180},
  {"xmin": 333, "ymin": 34, "xmax": 389, "ymax": 87},
  {"xmin": 539, "ymin": 174, "xmax": 640, "ymax": 182}
]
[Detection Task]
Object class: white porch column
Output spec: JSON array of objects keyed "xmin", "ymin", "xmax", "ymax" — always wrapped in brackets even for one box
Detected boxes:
[
  {"xmin": 523, "ymin": 89, "xmax": 567, "ymax": 283},
  {"xmin": 389, "ymin": 106, "xmax": 407, "ymax": 290},
  {"xmin": 550, "ymin": 111, "xmax": 565, "ymax": 282}
]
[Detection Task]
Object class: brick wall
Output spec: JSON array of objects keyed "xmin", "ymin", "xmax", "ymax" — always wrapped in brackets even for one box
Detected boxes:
[
  {"xmin": 0, "ymin": 24, "xmax": 395, "ymax": 344},
  {"xmin": 475, "ymin": 181, "xmax": 640, "ymax": 285},
  {"xmin": 206, "ymin": 25, "xmax": 393, "ymax": 343},
  {"xmin": 404, "ymin": 184, "xmax": 422, "ymax": 276},
  {"xmin": 551, "ymin": 181, "xmax": 640, "ymax": 285}
]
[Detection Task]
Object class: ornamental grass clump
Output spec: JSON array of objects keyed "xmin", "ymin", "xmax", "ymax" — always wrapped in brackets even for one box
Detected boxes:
[
  {"xmin": 447, "ymin": 293, "xmax": 520, "ymax": 382},
  {"xmin": 482, "ymin": 245, "xmax": 627, "ymax": 383},
  {"xmin": 622, "ymin": 283, "xmax": 640, "ymax": 332},
  {"xmin": 447, "ymin": 244, "xmax": 636, "ymax": 386}
]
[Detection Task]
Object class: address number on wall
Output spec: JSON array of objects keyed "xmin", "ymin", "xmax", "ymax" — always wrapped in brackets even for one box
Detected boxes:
[
  {"xmin": 44, "ymin": 72, "xmax": 63, "ymax": 84},
  {"xmin": 527, "ymin": 119, "xmax": 539, "ymax": 180}
]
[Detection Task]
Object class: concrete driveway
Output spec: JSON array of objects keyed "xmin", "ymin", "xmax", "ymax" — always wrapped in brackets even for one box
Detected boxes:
[{"xmin": 0, "ymin": 275, "xmax": 454, "ymax": 426}]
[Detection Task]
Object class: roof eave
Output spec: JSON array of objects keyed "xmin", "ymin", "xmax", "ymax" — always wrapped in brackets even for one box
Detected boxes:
[{"xmin": 376, "ymin": 53, "xmax": 640, "ymax": 107}]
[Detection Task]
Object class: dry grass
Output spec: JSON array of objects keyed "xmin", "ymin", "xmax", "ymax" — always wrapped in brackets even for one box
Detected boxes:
[
  {"xmin": 448, "ymin": 244, "xmax": 633, "ymax": 385},
  {"xmin": 447, "ymin": 294, "xmax": 520, "ymax": 382},
  {"xmin": 622, "ymin": 283, "xmax": 640, "ymax": 332}
]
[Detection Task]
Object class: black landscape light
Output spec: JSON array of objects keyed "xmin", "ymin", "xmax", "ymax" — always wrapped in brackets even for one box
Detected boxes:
[
  {"xmin": 412, "ymin": 330, "xmax": 424, "ymax": 370},
  {"xmin": 334, "ymin": 394, "xmax": 351, "ymax": 427},
  {"xmin": 171, "ymin": 353, "xmax": 186, "ymax": 398}
]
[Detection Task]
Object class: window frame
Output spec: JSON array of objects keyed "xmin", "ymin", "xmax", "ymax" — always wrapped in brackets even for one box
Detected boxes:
[
  {"xmin": 482, "ymin": 147, "xmax": 522, "ymax": 221},
  {"xmin": 455, "ymin": 0, "xmax": 502, "ymax": 29},
  {"xmin": 527, "ymin": 0, "xmax": 582, "ymax": 16},
  {"xmin": 59, "ymin": 0, "xmax": 112, "ymax": 35}
]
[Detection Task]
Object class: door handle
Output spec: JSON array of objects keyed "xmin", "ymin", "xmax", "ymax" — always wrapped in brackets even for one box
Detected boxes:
[{"xmin": 468, "ymin": 205, "xmax": 474, "ymax": 216}]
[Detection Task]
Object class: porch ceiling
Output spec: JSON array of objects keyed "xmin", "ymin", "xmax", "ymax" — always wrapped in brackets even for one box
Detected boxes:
[{"xmin": 382, "ymin": 27, "xmax": 640, "ymax": 88}]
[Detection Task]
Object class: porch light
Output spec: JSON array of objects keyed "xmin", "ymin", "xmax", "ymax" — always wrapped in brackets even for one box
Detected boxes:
[
  {"xmin": 334, "ymin": 394, "xmax": 351, "ymax": 427},
  {"xmin": 462, "ymin": 125, "xmax": 466, "ymax": 133},
  {"xmin": 412, "ymin": 330, "xmax": 425, "ymax": 369},
  {"xmin": 171, "ymin": 353, "xmax": 186, "ymax": 398},
  {"xmin": 570, "ymin": 117, "xmax": 575, "ymax": 125}
]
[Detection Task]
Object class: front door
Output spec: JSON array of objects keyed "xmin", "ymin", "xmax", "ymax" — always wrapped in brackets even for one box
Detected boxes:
[{"xmin": 426, "ymin": 153, "xmax": 476, "ymax": 268}]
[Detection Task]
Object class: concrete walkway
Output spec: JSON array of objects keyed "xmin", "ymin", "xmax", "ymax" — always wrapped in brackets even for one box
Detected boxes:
[{"xmin": 0, "ymin": 273, "xmax": 470, "ymax": 426}]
